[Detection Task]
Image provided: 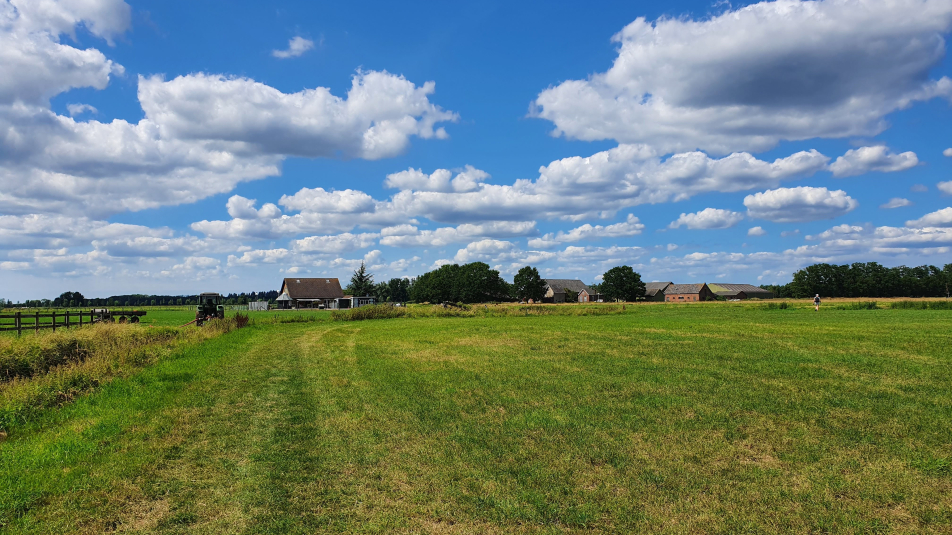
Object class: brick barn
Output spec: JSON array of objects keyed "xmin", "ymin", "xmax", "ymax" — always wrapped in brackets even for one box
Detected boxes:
[{"xmin": 664, "ymin": 283, "xmax": 714, "ymax": 302}]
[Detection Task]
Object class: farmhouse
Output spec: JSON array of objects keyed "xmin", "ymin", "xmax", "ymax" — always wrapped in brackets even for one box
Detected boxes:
[
  {"xmin": 277, "ymin": 278, "xmax": 344, "ymax": 309},
  {"xmin": 708, "ymin": 283, "xmax": 775, "ymax": 300},
  {"xmin": 664, "ymin": 283, "xmax": 714, "ymax": 302},
  {"xmin": 644, "ymin": 282, "xmax": 673, "ymax": 301},
  {"xmin": 577, "ymin": 287, "xmax": 602, "ymax": 303},
  {"xmin": 543, "ymin": 279, "xmax": 597, "ymax": 303}
]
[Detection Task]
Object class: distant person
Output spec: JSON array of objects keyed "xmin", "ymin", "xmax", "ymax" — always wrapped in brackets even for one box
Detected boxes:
[{"xmin": 814, "ymin": 294, "xmax": 821, "ymax": 311}]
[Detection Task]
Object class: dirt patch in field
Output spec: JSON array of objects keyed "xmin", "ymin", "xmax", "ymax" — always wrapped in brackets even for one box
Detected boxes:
[
  {"xmin": 736, "ymin": 440, "xmax": 781, "ymax": 468},
  {"xmin": 119, "ymin": 498, "xmax": 170, "ymax": 532}
]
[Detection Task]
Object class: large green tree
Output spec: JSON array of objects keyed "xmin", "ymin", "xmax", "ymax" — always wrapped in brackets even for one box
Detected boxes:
[
  {"xmin": 53, "ymin": 291, "xmax": 86, "ymax": 307},
  {"xmin": 387, "ymin": 278, "xmax": 411, "ymax": 302},
  {"xmin": 512, "ymin": 266, "xmax": 546, "ymax": 302},
  {"xmin": 410, "ymin": 262, "xmax": 510, "ymax": 303},
  {"xmin": 372, "ymin": 282, "xmax": 391, "ymax": 302},
  {"xmin": 600, "ymin": 266, "xmax": 646, "ymax": 302},
  {"xmin": 347, "ymin": 262, "xmax": 375, "ymax": 297}
]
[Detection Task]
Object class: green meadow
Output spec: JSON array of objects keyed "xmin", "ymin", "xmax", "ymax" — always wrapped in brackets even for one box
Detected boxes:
[{"xmin": 1, "ymin": 303, "xmax": 950, "ymax": 533}]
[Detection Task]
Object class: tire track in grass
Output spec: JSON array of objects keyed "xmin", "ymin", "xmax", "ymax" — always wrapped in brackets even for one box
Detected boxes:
[
  {"xmin": 242, "ymin": 335, "xmax": 328, "ymax": 533},
  {"xmin": 113, "ymin": 324, "xmax": 343, "ymax": 533}
]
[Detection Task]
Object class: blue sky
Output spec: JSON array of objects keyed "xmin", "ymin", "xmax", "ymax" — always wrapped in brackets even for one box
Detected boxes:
[{"xmin": 2, "ymin": 0, "xmax": 952, "ymax": 300}]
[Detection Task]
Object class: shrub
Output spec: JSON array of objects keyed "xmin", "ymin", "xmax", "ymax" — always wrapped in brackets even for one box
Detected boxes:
[
  {"xmin": 835, "ymin": 301, "xmax": 879, "ymax": 310},
  {"xmin": 889, "ymin": 300, "xmax": 952, "ymax": 310},
  {"xmin": 764, "ymin": 302, "xmax": 790, "ymax": 310},
  {"xmin": 234, "ymin": 312, "xmax": 249, "ymax": 329}
]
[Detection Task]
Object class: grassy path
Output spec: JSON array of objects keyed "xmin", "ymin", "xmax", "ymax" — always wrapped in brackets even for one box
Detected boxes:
[{"xmin": 1, "ymin": 307, "xmax": 951, "ymax": 533}]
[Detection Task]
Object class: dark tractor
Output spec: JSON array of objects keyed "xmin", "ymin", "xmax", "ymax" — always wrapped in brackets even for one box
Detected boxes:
[{"xmin": 195, "ymin": 292, "xmax": 225, "ymax": 326}]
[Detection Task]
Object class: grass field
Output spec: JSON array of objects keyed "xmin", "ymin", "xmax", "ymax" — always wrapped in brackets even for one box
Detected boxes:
[{"xmin": 1, "ymin": 304, "xmax": 950, "ymax": 533}]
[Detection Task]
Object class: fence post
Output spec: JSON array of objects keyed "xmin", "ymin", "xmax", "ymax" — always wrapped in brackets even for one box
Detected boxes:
[
  {"xmin": 34, "ymin": 311, "xmax": 39, "ymax": 334},
  {"xmin": 52, "ymin": 311, "xmax": 56, "ymax": 332},
  {"xmin": 66, "ymin": 310, "xmax": 70, "ymax": 329},
  {"xmin": 15, "ymin": 311, "xmax": 20, "ymax": 337},
  {"xmin": 79, "ymin": 310, "xmax": 83, "ymax": 327}
]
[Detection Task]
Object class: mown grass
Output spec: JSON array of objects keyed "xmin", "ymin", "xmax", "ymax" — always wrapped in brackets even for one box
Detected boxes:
[{"xmin": 0, "ymin": 305, "xmax": 950, "ymax": 533}]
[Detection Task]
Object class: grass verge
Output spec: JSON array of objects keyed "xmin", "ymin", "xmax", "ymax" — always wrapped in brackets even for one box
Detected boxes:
[{"xmin": 0, "ymin": 318, "xmax": 242, "ymax": 433}]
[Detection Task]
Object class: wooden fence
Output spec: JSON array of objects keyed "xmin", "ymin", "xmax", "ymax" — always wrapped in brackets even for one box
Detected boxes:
[{"xmin": 0, "ymin": 310, "xmax": 144, "ymax": 336}]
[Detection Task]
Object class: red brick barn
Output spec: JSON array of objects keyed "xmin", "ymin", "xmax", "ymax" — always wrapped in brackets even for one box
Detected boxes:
[{"xmin": 664, "ymin": 283, "xmax": 715, "ymax": 302}]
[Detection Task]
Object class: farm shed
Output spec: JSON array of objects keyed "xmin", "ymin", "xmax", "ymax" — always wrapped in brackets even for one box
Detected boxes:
[
  {"xmin": 248, "ymin": 301, "xmax": 269, "ymax": 311},
  {"xmin": 644, "ymin": 282, "xmax": 673, "ymax": 301},
  {"xmin": 335, "ymin": 296, "xmax": 376, "ymax": 309},
  {"xmin": 664, "ymin": 283, "xmax": 714, "ymax": 302},
  {"xmin": 708, "ymin": 283, "xmax": 775, "ymax": 300},
  {"xmin": 543, "ymin": 279, "xmax": 596, "ymax": 303},
  {"xmin": 278, "ymin": 278, "xmax": 344, "ymax": 309}
]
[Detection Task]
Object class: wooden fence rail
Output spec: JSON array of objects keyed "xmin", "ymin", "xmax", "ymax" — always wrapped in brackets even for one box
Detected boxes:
[{"xmin": 0, "ymin": 310, "xmax": 146, "ymax": 336}]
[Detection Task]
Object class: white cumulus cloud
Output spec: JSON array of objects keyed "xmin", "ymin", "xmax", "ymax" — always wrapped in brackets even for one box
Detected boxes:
[
  {"xmin": 380, "ymin": 221, "xmax": 537, "ymax": 248},
  {"xmin": 1, "ymin": 69, "xmax": 455, "ymax": 218},
  {"xmin": 668, "ymin": 208, "xmax": 744, "ymax": 230},
  {"xmin": 138, "ymin": 70, "xmax": 456, "ymax": 161},
  {"xmin": 272, "ymin": 36, "xmax": 314, "ymax": 59},
  {"xmin": 744, "ymin": 186, "xmax": 858, "ymax": 223},
  {"xmin": 747, "ymin": 226, "xmax": 767, "ymax": 237},
  {"xmin": 384, "ymin": 165, "xmax": 488, "ymax": 193},
  {"xmin": 532, "ymin": 0, "xmax": 952, "ymax": 154},
  {"xmin": 0, "ymin": 0, "xmax": 129, "ymax": 105},
  {"xmin": 528, "ymin": 214, "xmax": 644, "ymax": 248},
  {"xmin": 906, "ymin": 207, "xmax": 952, "ymax": 227},
  {"xmin": 291, "ymin": 232, "xmax": 380, "ymax": 254},
  {"xmin": 66, "ymin": 103, "xmax": 97, "ymax": 116},
  {"xmin": 828, "ymin": 146, "xmax": 919, "ymax": 177},
  {"xmin": 880, "ymin": 198, "xmax": 913, "ymax": 209},
  {"xmin": 453, "ymin": 239, "xmax": 516, "ymax": 264}
]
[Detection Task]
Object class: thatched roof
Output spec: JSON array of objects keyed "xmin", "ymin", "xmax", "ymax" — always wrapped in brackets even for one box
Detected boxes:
[
  {"xmin": 544, "ymin": 279, "xmax": 594, "ymax": 294},
  {"xmin": 281, "ymin": 278, "xmax": 344, "ymax": 299}
]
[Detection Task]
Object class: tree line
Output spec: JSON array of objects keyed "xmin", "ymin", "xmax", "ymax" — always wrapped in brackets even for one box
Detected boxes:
[
  {"xmin": 761, "ymin": 262, "xmax": 952, "ymax": 299},
  {"xmin": 344, "ymin": 262, "xmax": 647, "ymax": 304},
  {"xmin": 7, "ymin": 290, "xmax": 280, "ymax": 308}
]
